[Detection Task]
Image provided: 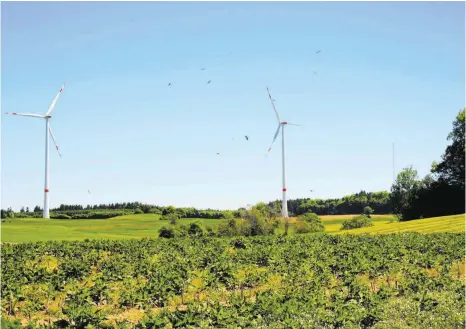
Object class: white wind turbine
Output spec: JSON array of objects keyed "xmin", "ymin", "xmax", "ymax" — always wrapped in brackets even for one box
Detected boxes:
[
  {"xmin": 5, "ymin": 83, "xmax": 66, "ymax": 219},
  {"xmin": 266, "ymin": 87, "xmax": 300, "ymax": 218}
]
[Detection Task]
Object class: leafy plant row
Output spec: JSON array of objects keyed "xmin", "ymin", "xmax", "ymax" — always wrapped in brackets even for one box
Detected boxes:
[{"xmin": 2, "ymin": 233, "xmax": 464, "ymax": 328}]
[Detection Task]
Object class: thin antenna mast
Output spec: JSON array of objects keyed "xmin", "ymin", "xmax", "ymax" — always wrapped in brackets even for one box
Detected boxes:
[{"xmin": 392, "ymin": 142, "xmax": 395, "ymax": 183}]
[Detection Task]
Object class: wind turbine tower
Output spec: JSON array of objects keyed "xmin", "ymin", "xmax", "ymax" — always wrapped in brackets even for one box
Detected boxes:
[
  {"xmin": 5, "ymin": 84, "xmax": 66, "ymax": 219},
  {"xmin": 266, "ymin": 87, "xmax": 300, "ymax": 218}
]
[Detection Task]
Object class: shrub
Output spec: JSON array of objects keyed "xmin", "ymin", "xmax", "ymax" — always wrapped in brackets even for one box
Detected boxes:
[
  {"xmin": 150, "ymin": 208, "xmax": 162, "ymax": 215},
  {"xmin": 284, "ymin": 220, "xmax": 290, "ymax": 236},
  {"xmin": 298, "ymin": 212, "xmax": 324, "ymax": 233},
  {"xmin": 295, "ymin": 221, "xmax": 312, "ymax": 234},
  {"xmin": 176, "ymin": 222, "xmax": 205, "ymax": 238},
  {"xmin": 50, "ymin": 210, "xmax": 131, "ymax": 220},
  {"xmin": 223, "ymin": 211, "xmax": 235, "ymax": 220},
  {"xmin": 341, "ymin": 214, "xmax": 373, "ymax": 231},
  {"xmin": 227, "ymin": 218, "xmax": 236, "ymax": 229},
  {"xmin": 217, "ymin": 222, "xmax": 238, "ymax": 237},
  {"xmin": 169, "ymin": 213, "xmax": 179, "ymax": 225},
  {"xmin": 363, "ymin": 206, "xmax": 374, "ymax": 218},
  {"xmin": 205, "ymin": 226, "xmax": 216, "ymax": 237},
  {"xmin": 239, "ymin": 221, "xmax": 253, "ymax": 236},
  {"xmin": 245, "ymin": 208, "xmax": 275, "ymax": 236},
  {"xmin": 159, "ymin": 226, "xmax": 175, "ymax": 238},
  {"xmin": 141, "ymin": 205, "xmax": 151, "ymax": 214},
  {"xmin": 176, "ymin": 225, "xmax": 189, "ymax": 238},
  {"xmin": 51, "ymin": 214, "xmax": 72, "ymax": 219},
  {"xmin": 270, "ymin": 217, "xmax": 281, "ymax": 229},
  {"xmin": 134, "ymin": 208, "xmax": 144, "ymax": 214},
  {"xmin": 230, "ymin": 238, "xmax": 247, "ymax": 249},
  {"xmin": 187, "ymin": 222, "xmax": 204, "ymax": 237},
  {"xmin": 160, "ymin": 213, "xmax": 179, "ymax": 225}
]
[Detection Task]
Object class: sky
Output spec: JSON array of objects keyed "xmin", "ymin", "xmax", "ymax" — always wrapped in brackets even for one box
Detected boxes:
[{"xmin": 1, "ymin": 1, "xmax": 465, "ymax": 211}]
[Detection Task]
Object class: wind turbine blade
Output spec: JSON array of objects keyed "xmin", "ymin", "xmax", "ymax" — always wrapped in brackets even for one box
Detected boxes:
[
  {"xmin": 48, "ymin": 125, "xmax": 62, "ymax": 157},
  {"xmin": 266, "ymin": 87, "xmax": 281, "ymax": 122},
  {"xmin": 267, "ymin": 124, "xmax": 282, "ymax": 153},
  {"xmin": 45, "ymin": 83, "xmax": 66, "ymax": 116},
  {"xmin": 5, "ymin": 112, "xmax": 45, "ymax": 118},
  {"xmin": 287, "ymin": 122, "xmax": 300, "ymax": 126}
]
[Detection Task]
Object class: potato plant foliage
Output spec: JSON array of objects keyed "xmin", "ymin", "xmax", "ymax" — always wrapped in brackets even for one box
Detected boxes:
[{"xmin": 2, "ymin": 233, "xmax": 465, "ymax": 328}]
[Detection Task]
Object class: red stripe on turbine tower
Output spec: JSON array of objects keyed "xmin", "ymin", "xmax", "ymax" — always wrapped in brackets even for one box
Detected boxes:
[
  {"xmin": 282, "ymin": 188, "xmax": 287, "ymax": 192},
  {"xmin": 44, "ymin": 189, "xmax": 49, "ymax": 193}
]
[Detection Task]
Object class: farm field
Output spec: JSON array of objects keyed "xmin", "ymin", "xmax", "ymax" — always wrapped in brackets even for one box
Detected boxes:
[
  {"xmin": 336, "ymin": 213, "xmax": 465, "ymax": 235},
  {"xmin": 2, "ymin": 233, "xmax": 465, "ymax": 328},
  {"xmin": 0, "ymin": 215, "xmax": 222, "ymax": 243},
  {"xmin": 1, "ymin": 213, "xmax": 464, "ymax": 243}
]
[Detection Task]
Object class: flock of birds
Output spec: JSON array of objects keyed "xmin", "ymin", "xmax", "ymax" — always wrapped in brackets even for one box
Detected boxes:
[
  {"xmin": 166, "ymin": 50, "xmax": 323, "ymax": 157},
  {"xmin": 86, "ymin": 50, "xmax": 323, "ymax": 195},
  {"xmin": 167, "ymin": 68, "xmax": 211, "ymax": 88}
]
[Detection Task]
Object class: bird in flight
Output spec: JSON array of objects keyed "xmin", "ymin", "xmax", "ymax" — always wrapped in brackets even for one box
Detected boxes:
[
  {"xmin": 207, "ymin": 80, "xmax": 211, "ymax": 84},
  {"xmin": 244, "ymin": 135, "xmax": 249, "ymax": 141},
  {"xmin": 88, "ymin": 190, "xmax": 91, "ymax": 194},
  {"xmin": 168, "ymin": 82, "xmax": 172, "ymax": 87},
  {"xmin": 316, "ymin": 50, "xmax": 322, "ymax": 54},
  {"xmin": 216, "ymin": 152, "xmax": 220, "ymax": 155},
  {"xmin": 201, "ymin": 68, "xmax": 206, "ymax": 71}
]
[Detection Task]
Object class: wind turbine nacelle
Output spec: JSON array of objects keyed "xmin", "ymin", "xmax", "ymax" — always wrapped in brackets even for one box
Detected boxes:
[
  {"xmin": 45, "ymin": 115, "xmax": 52, "ymax": 118},
  {"xmin": 281, "ymin": 121, "xmax": 288, "ymax": 125}
]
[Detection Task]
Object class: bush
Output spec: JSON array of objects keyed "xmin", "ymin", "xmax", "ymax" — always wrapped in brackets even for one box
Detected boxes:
[
  {"xmin": 134, "ymin": 208, "xmax": 144, "ymax": 214},
  {"xmin": 295, "ymin": 221, "xmax": 312, "ymax": 234},
  {"xmin": 217, "ymin": 222, "xmax": 238, "ymax": 237},
  {"xmin": 245, "ymin": 208, "xmax": 275, "ymax": 236},
  {"xmin": 50, "ymin": 210, "xmax": 132, "ymax": 220},
  {"xmin": 51, "ymin": 214, "xmax": 72, "ymax": 219},
  {"xmin": 205, "ymin": 226, "xmax": 216, "ymax": 237},
  {"xmin": 187, "ymin": 222, "xmax": 204, "ymax": 237},
  {"xmin": 363, "ymin": 206, "xmax": 374, "ymax": 217},
  {"xmin": 150, "ymin": 208, "xmax": 162, "ymax": 215},
  {"xmin": 169, "ymin": 213, "xmax": 179, "ymax": 225},
  {"xmin": 230, "ymin": 238, "xmax": 247, "ymax": 249},
  {"xmin": 159, "ymin": 226, "xmax": 175, "ymax": 238},
  {"xmin": 270, "ymin": 217, "xmax": 281, "ymax": 229},
  {"xmin": 176, "ymin": 225, "xmax": 189, "ymax": 238},
  {"xmin": 239, "ymin": 221, "xmax": 253, "ymax": 236},
  {"xmin": 341, "ymin": 214, "xmax": 373, "ymax": 231},
  {"xmin": 141, "ymin": 205, "xmax": 151, "ymax": 214},
  {"xmin": 284, "ymin": 220, "xmax": 290, "ymax": 236},
  {"xmin": 298, "ymin": 212, "xmax": 324, "ymax": 233},
  {"xmin": 176, "ymin": 222, "xmax": 205, "ymax": 238},
  {"xmin": 160, "ymin": 213, "xmax": 180, "ymax": 225}
]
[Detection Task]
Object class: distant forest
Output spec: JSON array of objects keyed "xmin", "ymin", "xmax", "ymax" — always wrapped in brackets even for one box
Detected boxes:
[{"xmin": 2, "ymin": 190, "xmax": 391, "ymax": 220}]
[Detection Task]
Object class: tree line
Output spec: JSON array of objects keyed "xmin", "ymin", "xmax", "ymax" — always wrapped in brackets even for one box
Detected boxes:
[
  {"xmin": 1, "ymin": 191, "xmax": 393, "ymax": 220},
  {"xmin": 390, "ymin": 109, "xmax": 465, "ymax": 220},
  {"xmin": 266, "ymin": 191, "xmax": 391, "ymax": 216}
]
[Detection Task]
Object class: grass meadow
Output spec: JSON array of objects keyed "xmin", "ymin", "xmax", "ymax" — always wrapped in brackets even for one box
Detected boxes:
[{"xmin": 1, "ymin": 213, "xmax": 464, "ymax": 243}]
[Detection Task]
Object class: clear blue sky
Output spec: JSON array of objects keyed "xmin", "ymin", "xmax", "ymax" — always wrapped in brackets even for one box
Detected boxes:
[{"xmin": 1, "ymin": 1, "xmax": 464, "ymax": 211}]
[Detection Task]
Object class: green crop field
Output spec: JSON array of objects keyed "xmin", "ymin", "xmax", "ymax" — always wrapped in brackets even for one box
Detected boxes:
[
  {"xmin": 1, "ymin": 213, "xmax": 464, "ymax": 243},
  {"xmin": 0, "ymin": 215, "xmax": 224, "ymax": 243},
  {"xmin": 336, "ymin": 213, "xmax": 465, "ymax": 235},
  {"xmin": 2, "ymin": 233, "xmax": 465, "ymax": 328}
]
